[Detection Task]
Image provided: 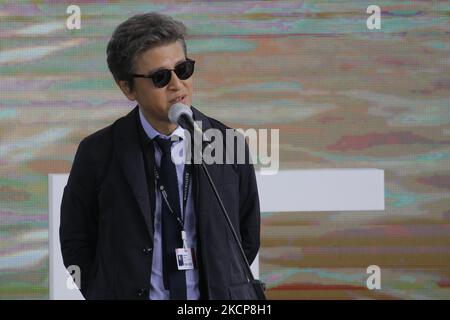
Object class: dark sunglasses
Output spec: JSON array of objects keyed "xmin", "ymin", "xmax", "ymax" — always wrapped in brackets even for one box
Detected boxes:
[{"xmin": 131, "ymin": 59, "xmax": 195, "ymax": 88}]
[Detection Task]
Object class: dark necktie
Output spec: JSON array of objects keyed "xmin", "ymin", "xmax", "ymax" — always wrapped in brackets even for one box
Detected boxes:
[{"xmin": 154, "ymin": 136, "xmax": 187, "ymax": 300}]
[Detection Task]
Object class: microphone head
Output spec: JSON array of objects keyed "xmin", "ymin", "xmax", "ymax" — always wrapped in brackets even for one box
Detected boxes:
[{"xmin": 168, "ymin": 102, "xmax": 193, "ymax": 124}]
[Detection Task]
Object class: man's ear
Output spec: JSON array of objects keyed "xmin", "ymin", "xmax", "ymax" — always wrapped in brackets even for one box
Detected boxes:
[{"xmin": 117, "ymin": 80, "xmax": 136, "ymax": 101}]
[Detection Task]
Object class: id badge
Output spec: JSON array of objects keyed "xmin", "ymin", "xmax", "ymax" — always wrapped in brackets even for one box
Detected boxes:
[{"xmin": 175, "ymin": 248, "xmax": 196, "ymax": 270}]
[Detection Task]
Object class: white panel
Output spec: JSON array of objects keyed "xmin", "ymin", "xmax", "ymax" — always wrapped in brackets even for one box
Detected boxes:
[
  {"xmin": 256, "ymin": 169, "xmax": 384, "ymax": 212},
  {"xmin": 48, "ymin": 174, "xmax": 83, "ymax": 300},
  {"xmin": 49, "ymin": 168, "xmax": 385, "ymax": 299}
]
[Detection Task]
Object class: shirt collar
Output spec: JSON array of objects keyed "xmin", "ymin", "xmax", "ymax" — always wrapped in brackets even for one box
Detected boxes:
[{"xmin": 138, "ymin": 107, "xmax": 185, "ymax": 141}]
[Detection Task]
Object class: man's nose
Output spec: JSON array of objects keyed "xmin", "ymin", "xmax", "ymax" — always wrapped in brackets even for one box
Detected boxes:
[{"xmin": 168, "ymin": 70, "xmax": 183, "ymax": 90}]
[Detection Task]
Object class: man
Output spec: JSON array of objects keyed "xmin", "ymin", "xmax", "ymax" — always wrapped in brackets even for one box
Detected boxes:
[{"xmin": 59, "ymin": 12, "xmax": 261, "ymax": 300}]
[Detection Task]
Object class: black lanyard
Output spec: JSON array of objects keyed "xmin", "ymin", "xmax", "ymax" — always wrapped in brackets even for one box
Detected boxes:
[{"xmin": 154, "ymin": 164, "xmax": 191, "ymax": 230}]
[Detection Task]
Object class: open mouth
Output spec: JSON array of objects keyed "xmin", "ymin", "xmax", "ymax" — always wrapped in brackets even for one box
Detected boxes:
[{"xmin": 170, "ymin": 95, "xmax": 187, "ymax": 104}]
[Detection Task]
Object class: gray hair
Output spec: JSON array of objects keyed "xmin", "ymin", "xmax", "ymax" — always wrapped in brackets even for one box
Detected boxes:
[{"xmin": 106, "ymin": 12, "xmax": 187, "ymax": 91}]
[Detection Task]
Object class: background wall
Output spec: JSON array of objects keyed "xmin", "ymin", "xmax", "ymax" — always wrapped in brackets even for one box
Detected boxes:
[{"xmin": 0, "ymin": 0, "xmax": 449, "ymax": 299}]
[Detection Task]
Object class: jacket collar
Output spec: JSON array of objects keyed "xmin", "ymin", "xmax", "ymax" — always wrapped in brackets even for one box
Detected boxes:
[
  {"xmin": 192, "ymin": 106, "xmax": 212, "ymax": 130},
  {"xmin": 113, "ymin": 106, "xmax": 154, "ymax": 239}
]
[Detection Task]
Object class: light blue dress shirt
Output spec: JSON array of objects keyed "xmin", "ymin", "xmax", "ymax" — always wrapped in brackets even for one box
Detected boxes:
[{"xmin": 139, "ymin": 108, "xmax": 200, "ymax": 300}]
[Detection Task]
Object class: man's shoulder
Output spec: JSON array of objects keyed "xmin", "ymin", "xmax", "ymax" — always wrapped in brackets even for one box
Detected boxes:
[
  {"xmin": 73, "ymin": 124, "xmax": 114, "ymax": 168},
  {"xmin": 192, "ymin": 106, "xmax": 231, "ymax": 132},
  {"xmin": 76, "ymin": 108, "xmax": 134, "ymax": 162},
  {"xmin": 79, "ymin": 108, "xmax": 134, "ymax": 149},
  {"xmin": 81, "ymin": 124, "xmax": 113, "ymax": 146},
  {"xmin": 207, "ymin": 116, "xmax": 231, "ymax": 132}
]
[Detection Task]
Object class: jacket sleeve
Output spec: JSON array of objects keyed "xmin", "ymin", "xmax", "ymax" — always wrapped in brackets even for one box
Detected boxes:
[
  {"xmin": 59, "ymin": 137, "xmax": 100, "ymax": 298},
  {"xmin": 238, "ymin": 143, "xmax": 261, "ymax": 265}
]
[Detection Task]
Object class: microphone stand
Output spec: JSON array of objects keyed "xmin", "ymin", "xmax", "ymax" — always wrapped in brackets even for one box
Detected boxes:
[
  {"xmin": 187, "ymin": 127, "xmax": 266, "ymax": 300},
  {"xmin": 200, "ymin": 162, "xmax": 267, "ymax": 300}
]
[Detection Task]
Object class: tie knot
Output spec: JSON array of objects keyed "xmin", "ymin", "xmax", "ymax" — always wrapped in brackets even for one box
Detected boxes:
[{"xmin": 154, "ymin": 135, "xmax": 179, "ymax": 154}]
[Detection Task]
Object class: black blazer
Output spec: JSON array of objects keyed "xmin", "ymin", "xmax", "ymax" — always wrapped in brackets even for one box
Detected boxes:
[{"xmin": 60, "ymin": 106, "xmax": 261, "ymax": 300}]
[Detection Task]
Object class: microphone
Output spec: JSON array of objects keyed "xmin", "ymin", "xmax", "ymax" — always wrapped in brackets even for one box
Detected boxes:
[{"xmin": 168, "ymin": 103, "xmax": 204, "ymax": 138}]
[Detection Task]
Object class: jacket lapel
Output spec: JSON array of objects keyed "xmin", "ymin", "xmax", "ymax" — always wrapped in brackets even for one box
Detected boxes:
[
  {"xmin": 113, "ymin": 106, "xmax": 154, "ymax": 240},
  {"xmin": 111, "ymin": 106, "xmax": 211, "ymax": 249}
]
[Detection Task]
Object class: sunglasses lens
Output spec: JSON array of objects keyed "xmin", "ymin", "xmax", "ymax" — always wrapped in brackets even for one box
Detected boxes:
[
  {"xmin": 175, "ymin": 60, "xmax": 195, "ymax": 80},
  {"xmin": 152, "ymin": 70, "xmax": 171, "ymax": 88},
  {"xmin": 150, "ymin": 60, "xmax": 195, "ymax": 88}
]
